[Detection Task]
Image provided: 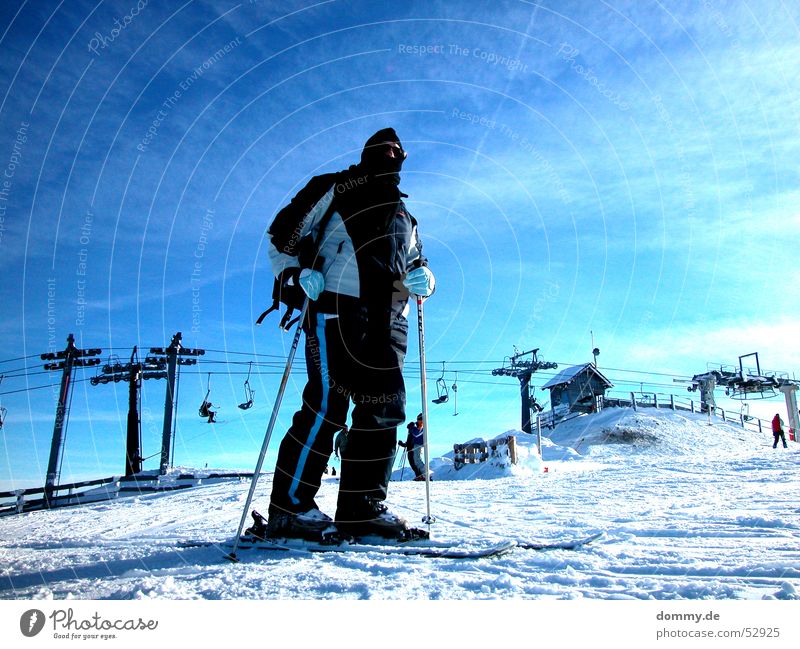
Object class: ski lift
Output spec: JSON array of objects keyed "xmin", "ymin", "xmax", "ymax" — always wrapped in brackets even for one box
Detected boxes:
[
  {"xmin": 451, "ymin": 372, "xmax": 459, "ymax": 416},
  {"xmin": 91, "ymin": 354, "xmax": 122, "ymax": 385},
  {"xmin": 432, "ymin": 362, "xmax": 449, "ymax": 404},
  {"xmin": 238, "ymin": 362, "xmax": 256, "ymax": 410},
  {"xmin": 198, "ymin": 373, "xmax": 217, "ymax": 423},
  {"xmin": 106, "ymin": 354, "xmax": 125, "ymax": 381},
  {"xmin": 724, "ymin": 353, "xmax": 778, "ymax": 400}
]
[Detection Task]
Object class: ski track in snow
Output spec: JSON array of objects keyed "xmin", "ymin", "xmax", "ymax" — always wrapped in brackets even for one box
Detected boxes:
[{"xmin": 1, "ymin": 408, "xmax": 798, "ymax": 600}]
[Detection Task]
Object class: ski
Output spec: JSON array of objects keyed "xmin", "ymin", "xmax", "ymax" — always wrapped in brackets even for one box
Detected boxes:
[
  {"xmin": 517, "ymin": 531, "xmax": 604, "ymax": 551},
  {"xmin": 178, "ymin": 532, "xmax": 602, "ymax": 558},
  {"xmin": 232, "ymin": 536, "xmax": 517, "ymax": 559}
]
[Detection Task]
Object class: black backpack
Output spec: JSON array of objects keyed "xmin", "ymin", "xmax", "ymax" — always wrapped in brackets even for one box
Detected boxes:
[{"xmin": 256, "ymin": 191, "xmax": 338, "ymax": 330}]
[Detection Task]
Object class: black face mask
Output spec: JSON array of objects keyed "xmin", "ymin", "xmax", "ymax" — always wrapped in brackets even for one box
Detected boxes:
[{"xmin": 362, "ymin": 141, "xmax": 407, "ymax": 176}]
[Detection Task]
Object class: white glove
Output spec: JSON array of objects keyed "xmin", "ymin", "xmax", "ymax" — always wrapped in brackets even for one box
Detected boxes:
[
  {"xmin": 403, "ymin": 266, "xmax": 436, "ymax": 297},
  {"xmin": 298, "ymin": 269, "xmax": 325, "ymax": 301}
]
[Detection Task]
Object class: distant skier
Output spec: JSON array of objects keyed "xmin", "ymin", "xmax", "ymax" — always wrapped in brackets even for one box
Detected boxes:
[
  {"xmin": 398, "ymin": 413, "xmax": 426, "ymax": 481},
  {"xmin": 333, "ymin": 426, "xmax": 348, "ymax": 460},
  {"xmin": 198, "ymin": 400, "xmax": 217, "ymax": 423},
  {"xmin": 772, "ymin": 414, "xmax": 788, "ymax": 449}
]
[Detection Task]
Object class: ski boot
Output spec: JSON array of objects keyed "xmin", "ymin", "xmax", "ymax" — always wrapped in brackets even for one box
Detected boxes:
[{"xmin": 335, "ymin": 498, "xmax": 429, "ymax": 542}]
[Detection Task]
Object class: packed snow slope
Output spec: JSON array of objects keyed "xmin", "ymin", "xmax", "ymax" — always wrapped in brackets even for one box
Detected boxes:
[{"xmin": 1, "ymin": 407, "xmax": 798, "ymax": 600}]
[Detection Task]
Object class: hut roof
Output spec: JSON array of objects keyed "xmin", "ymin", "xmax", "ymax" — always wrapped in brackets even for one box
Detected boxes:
[{"xmin": 541, "ymin": 363, "xmax": 614, "ymax": 390}]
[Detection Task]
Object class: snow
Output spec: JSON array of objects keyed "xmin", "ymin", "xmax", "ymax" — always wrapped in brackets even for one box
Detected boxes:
[{"xmin": 1, "ymin": 407, "xmax": 798, "ymax": 600}]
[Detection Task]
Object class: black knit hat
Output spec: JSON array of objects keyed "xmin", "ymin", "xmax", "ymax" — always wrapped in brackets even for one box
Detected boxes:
[
  {"xmin": 363, "ymin": 128, "xmax": 402, "ymax": 152},
  {"xmin": 360, "ymin": 128, "xmax": 405, "ymax": 169}
]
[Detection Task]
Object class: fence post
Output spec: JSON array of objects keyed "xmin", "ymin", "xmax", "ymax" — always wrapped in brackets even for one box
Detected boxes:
[
  {"xmin": 654, "ymin": 393, "xmax": 659, "ymax": 409},
  {"xmin": 670, "ymin": 395, "xmax": 675, "ymax": 410},
  {"xmin": 536, "ymin": 417, "xmax": 542, "ymax": 457},
  {"xmin": 691, "ymin": 399, "xmax": 695, "ymax": 413},
  {"xmin": 508, "ymin": 436, "xmax": 518, "ymax": 465},
  {"xmin": 758, "ymin": 419, "xmax": 762, "ymax": 433},
  {"xmin": 721, "ymin": 409, "xmax": 726, "ymax": 421},
  {"xmin": 631, "ymin": 392, "xmax": 637, "ymax": 411}
]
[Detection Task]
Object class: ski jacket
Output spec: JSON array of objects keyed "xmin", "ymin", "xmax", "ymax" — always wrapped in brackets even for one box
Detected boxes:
[
  {"xmin": 334, "ymin": 428, "xmax": 348, "ymax": 457},
  {"xmin": 267, "ymin": 166, "xmax": 425, "ymax": 316},
  {"xmin": 772, "ymin": 415, "xmax": 783, "ymax": 433},
  {"xmin": 405, "ymin": 422, "xmax": 424, "ymax": 449}
]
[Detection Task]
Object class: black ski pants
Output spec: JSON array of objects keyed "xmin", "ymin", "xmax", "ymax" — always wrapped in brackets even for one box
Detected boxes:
[
  {"xmin": 773, "ymin": 431, "xmax": 787, "ymax": 448},
  {"xmin": 270, "ymin": 306, "xmax": 407, "ymax": 516}
]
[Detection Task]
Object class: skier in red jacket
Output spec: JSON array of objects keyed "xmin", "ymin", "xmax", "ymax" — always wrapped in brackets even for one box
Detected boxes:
[{"xmin": 772, "ymin": 414, "xmax": 788, "ymax": 449}]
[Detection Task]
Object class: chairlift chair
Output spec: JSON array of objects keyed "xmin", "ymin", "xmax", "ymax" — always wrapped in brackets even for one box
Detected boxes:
[
  {"xmin": 432, "ymin": 362, "xmax": 449, "ymax": 404},
  {"xmin": 198, "ymin": 373, "xmax": 217, "ymax": 423},
  {"xmin": 451, "ymin": 372, "xmax": 459, "ymax": 416},
  {"xmin": 238, "ymin": 362, "xmax": 256, "ymax": 410}
]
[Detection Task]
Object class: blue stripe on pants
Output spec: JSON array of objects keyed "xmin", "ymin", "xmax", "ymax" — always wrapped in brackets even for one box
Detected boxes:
[{"xmin": 288, "ymin": 313, "xmax": 329, "ymax": 507}]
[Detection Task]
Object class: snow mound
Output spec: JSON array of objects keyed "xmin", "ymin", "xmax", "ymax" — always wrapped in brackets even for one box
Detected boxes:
[
  {"xmin": 546, "ymin": 407, "xmax": 763, "ymax": 458},
  {"xmin": 765, "ymin": 582, "xmax": 799, "ymax": 600}
]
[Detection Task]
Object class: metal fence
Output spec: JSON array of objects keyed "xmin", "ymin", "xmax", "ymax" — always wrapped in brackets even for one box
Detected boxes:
[
  {"xmin": 0, "ymin": 471, "xmax": 256, "ymax": 516},
  {"xmin": 539, "ymin": 389, "xmax": 779, "ymax": 439}
]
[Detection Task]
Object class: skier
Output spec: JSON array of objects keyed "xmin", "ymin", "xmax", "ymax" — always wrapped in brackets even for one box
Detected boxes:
[
  {"xmin": 333, "ymin": 426, "xmax": 348, "ymax": 459},
  {"xmin": 198, "ymin": 400, "xmax": 217, "ymax": 423},
  {"xmin": 772, "ymin": 413, "xmax": 787, "ymax": 449},
  {"xmin": 261, "ymin": 128, "xmax": 436, "ymax": 541},
  {"xmin": 398, "ymin": 413, "xmax": 426, "ymax": 481}
]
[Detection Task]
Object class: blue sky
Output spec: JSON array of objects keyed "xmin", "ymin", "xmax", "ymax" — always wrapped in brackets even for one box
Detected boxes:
[{"xmin": 1, "ymin": 0, "xmax": 799, "ymax": 489}]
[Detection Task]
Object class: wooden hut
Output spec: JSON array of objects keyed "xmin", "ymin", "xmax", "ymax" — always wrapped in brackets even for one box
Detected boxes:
[{"xmin": 542, "ymin": 363, "xmax": 614, "ymax": 418}]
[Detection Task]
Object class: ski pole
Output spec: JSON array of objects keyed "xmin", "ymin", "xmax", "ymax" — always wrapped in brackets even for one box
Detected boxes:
[
  {"xmin": 416, "ymin": 296, "xmax": 435, "ymax": 531},
  {"xmin": 399, "ymin": 447, "xmax": 407, "ymax": 481},
  {"xmin": 227, "ymin": 298, "xmax": 309, "ymax": 561}
]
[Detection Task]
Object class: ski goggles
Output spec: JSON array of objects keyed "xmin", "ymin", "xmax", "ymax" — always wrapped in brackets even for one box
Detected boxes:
[{"xmin": 377, "ymin": 141, "xmax": 407, "ymax": 159}]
